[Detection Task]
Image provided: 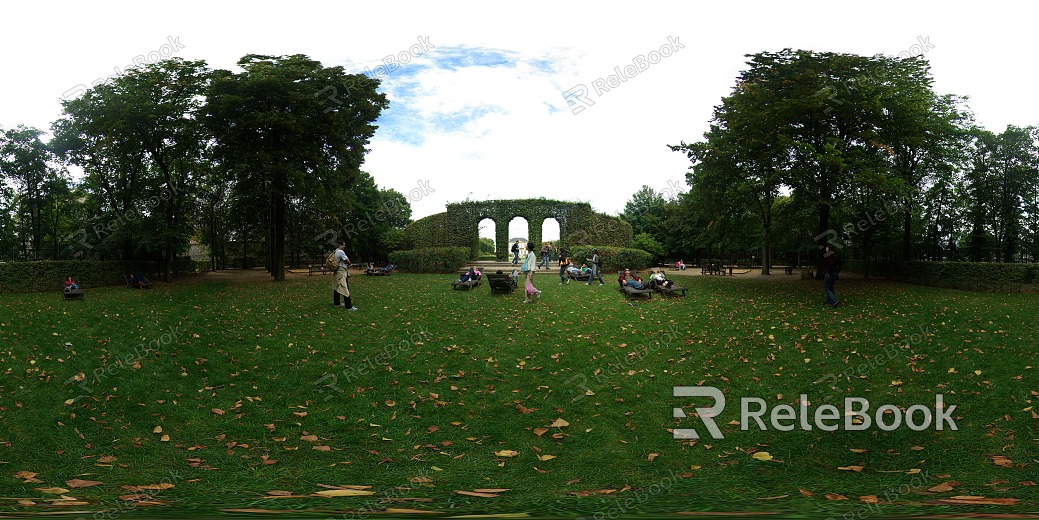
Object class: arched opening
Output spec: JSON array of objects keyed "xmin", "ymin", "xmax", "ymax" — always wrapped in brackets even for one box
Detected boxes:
[
  {"xmin": 507, "ymin": 217, "xmax": 529, "ymax": 266},
  {"xmin": 541, "ymin": 217, "xmax": 561, "ymax": 262},
  {"xmin": 477, "ymin": 218, "xmax": 496, "ymax": 260}
]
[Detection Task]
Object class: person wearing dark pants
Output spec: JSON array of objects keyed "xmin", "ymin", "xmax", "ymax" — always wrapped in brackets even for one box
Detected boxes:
[
  {"xmin": 333, "ymin": 240, "xmax": 357, "ymax": 311},
  {"xmin": 558, "ymin": 249, "xmax": 570, "ymax": 284},
  {"xmin": 586, "ymin": 249, "xmax": 605, "ymax": 286},
  {"xmin": 823, "ymin": 244, "xmax": 841, "ymax": 308}
]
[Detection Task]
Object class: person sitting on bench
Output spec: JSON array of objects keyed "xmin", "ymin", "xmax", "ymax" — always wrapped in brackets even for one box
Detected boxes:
[
  {"xmin": 458, "ymin": 267, "xmax": 476, "ymax": 283},
  {"xmin": 618, "ymin": 269, "xmax": 644, "ymax": 289},
  {"xmin": 644, "ymin": 268, "xmax": 667, "ymax": 289},
  {"xmin": 65, "ymin": 276, "xmax": 80, "ymax": 291}
]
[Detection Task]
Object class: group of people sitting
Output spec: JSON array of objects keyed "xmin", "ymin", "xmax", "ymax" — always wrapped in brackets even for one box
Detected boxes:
[
  {"xmin": 64, "ymin": 276, "xmax": 80, "ymax": 291},
  {"xmin": 618, "ymin": 268, "xmax": 672, "ymax": 290},
  {"xmin": 365, "ymin": 263, "xmax": 395, "ymax": 275},
  {"xmin": 127, "ymin": 271, "xmax": 151, "ymax": 289},
  {"xmin": 564, "ymin": 263, "xmax": 593, "ymax": 277}
]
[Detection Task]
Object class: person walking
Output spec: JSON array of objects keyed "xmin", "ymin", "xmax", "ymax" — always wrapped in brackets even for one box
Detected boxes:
[
  {"xmin": 823, "ymin": 244, "xmax": 841, "ymax": 308},
  {"xmin": 511, "ymin": 240, "xmax": 521, "ymax": 265},
  {"xmin": 558, "ymin": 248, "xmax": 571, "ymax": 285},
  {"xmin": 333, "ymin": 240, "xmax": 358, "ymax": 311},
  {"xmin": 586, "ymin": 248, "xmax": 605, "ymax": 286},
  {"xmin": 521, "ymin": 241, "xmax": 541, "ymax": 303},
  {"xmin": 539, "ymin": 243, "xmax": 551, "ymax": 270}
]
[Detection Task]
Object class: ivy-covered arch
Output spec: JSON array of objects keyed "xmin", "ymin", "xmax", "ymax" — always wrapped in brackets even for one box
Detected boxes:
[{"xmin": 405, "ymin": 199, "xmax": 633, "ymax": 260}]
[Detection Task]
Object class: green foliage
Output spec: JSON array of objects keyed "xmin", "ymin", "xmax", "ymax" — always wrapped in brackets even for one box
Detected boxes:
[
  {"xmin": 0, "ymin": 259, "xmax": 206, "ymax": 292},
  {"xmin": 569, "ymin": 245, "xmax": 652, "ymax": 273},
  {"xmin": 387, "ymin": 246, "xmax": 469, "ymax": 273},
  {"xmin": 866, "ymin": 260, "xmax": 1039, "ymax": 292},
  {"xmin": 632, "ymin": 232, "xmax": 665, "ymax": 261}
]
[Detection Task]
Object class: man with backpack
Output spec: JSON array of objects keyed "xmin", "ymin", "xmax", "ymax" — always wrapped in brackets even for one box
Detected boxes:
[
  {"xmin": 330, "ymin": 240, "xmax": 358, "ymax": 311},
  {"xmin": 511, "ymin": 240, "xmax": 521, "ymax": 265}
]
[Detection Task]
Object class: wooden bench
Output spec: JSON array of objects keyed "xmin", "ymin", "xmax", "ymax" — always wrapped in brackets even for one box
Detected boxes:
[
  {"xmin": 566, "ymin": 270, "xmax": 590, "ymax": 281},
  {"xmin": 451, "ymin": 278, "xmax": 481, "ymax": 290},
  {"xmin": 486, "ymin": 272, "xmax": 518, "ymax": 294},
  {"xmin": 654, "ymin": 283, "xmax": 688, "ymax": 297},
  {"xmin": 64, "ymin": 288, "xmax": 84, "ymax": 300},
  {"xmin": 619, "ymin": 283, "xmax": 655, "ymax": 300},
  {"xmin": 308, "ymin": 264, "xmax": 329, "ymax": 276}
]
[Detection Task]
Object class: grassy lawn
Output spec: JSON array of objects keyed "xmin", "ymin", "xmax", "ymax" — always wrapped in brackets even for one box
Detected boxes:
[{"xmin": 1, "ymin": 270, "xmax": 1037, "ymax": 518}]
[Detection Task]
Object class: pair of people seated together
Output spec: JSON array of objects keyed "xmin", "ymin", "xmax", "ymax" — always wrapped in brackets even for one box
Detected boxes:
[
  {"xmin": 65, "ymin": 276, "xmax": 80, "ymax": 291},
  {"xmin": 365, "ymin": 262, "xmax": 376, "ymax": 274},
  {"xmin": 618, "ymin": 268, "xmax": 668, "ymax": 290},
  {"xmin": 457, "ymin": 267, "xmax": 482, "ymax": 283}
]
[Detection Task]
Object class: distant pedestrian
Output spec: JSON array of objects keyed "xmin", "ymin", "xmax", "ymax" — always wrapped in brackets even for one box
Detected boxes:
[
  {"xmin": 511, "ymin": 240, "xmax": 521, "ymax": 264},
  {"xmin": 333, "ymin": 240, "xmax": 357, "ymax": 311},
  {"xmin": 539, "ymin": 243, "xmax": 551, "ymax": 270},
  {"xmin": 823, "ymin": 244, "xmax": 841, "ymax": 308},
  {"xmin": 586, "ymin": 248, "xmax": 605, "ymax": 286}
]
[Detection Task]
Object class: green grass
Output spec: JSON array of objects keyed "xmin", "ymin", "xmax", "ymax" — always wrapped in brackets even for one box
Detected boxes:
[{"xmin": 1, "ymin": 271, "xmax": 1037, "ymax": 518}]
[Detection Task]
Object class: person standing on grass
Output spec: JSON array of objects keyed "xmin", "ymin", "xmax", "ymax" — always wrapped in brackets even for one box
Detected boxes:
[
  {"xmin": 558, "ymin": 248, "xmax": 571, "ymax": 285},
  {"xmin": 333, "ymin": 240, "xmax": 358, "ymax": 311},
  {"xmin": 539, "ymin": 242, "xmax": 551, "ymax": 270},
  {"xmin": 512, "ymin": 240, "xmax": 521, "ymax": 265},
  {"xmin": 823, "ymin": 244, "xmax": 841, "ymax": 308},
  {"xmin": 521, "ymin": 241, "xmax": 541, "ymax": 303},
  {"xmin": 586, "ymin": 248, "xmax": 605, "ymax": 286}
]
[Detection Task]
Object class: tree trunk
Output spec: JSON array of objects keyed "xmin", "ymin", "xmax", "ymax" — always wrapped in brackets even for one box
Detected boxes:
[
  {"xmin": 271, "ymin": 182, "xmax": 287, "ymax": 281},
  {"xmin": 816, "ymin": 203, "xmax": 831, "ymax": 280}
]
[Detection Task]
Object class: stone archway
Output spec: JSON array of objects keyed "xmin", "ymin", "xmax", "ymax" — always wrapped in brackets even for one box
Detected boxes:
[{"xmin": 405, "ymin": 199, "xmax": 634, "ymax": 261}]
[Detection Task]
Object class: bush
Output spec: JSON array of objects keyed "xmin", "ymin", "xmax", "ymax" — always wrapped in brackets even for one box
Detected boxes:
[
  {"xmin": 866, "ymin": 260, "xmax": 1039, "ymax": 293},
  {"xmin": 568, "ymin": 245, "xmax": 652, "ymax": 274},
  {"xmin": 388, "ymin": 247, "xmax": 469, "ymax": 273},
  {"xmin": 632, "ymin": 233, "xmax": 665, "ymax": 262}
]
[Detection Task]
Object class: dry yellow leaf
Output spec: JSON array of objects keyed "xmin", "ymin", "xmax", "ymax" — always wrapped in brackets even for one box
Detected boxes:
[
  {"xmin": 494, "ymin": 450, "xmax": 519, "ymax": 458},
  {"xmin": 550, "ymin": 418, "xmax": 570, "ymax": 427},
  {"xmin": 532, "ymin": 428, "xmax": 548, "ymax": 436},
  {"xmin": 152, "ymin": 426, "xmax": 163, "ymax": 433},
  {"xmin": 159, "ymin": 434, "xmax": 170, "ymax": 442},
  {"xmin": 838, "ymin": 466, "xmax": 864, "ymax": 472},
  {"xmin": 751, "ymin": 451, "xmax": 773, "ymax": 461},
  {"xmin": 859, "ymin": 495, "xmax": 879, "ymax": 504},
  {"xmin": 536, "ymin": 454, "xmax": 556, "ymax": 461}
]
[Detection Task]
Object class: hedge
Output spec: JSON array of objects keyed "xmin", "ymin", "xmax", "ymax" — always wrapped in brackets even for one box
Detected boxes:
[
  {"xmin": 854, "ymin": 260, "xmax": 1039, "ymax": 293},
  {"xmin": 0, "ymin": 259, "xmax": 210, "ymax": 293},
  {"xmin": 388, "ymin": 247, "xmax": 470, "ymax": 273},
  {"xmin": 568, "ymin": 245, "xmax": 652, "ymax": 274}
]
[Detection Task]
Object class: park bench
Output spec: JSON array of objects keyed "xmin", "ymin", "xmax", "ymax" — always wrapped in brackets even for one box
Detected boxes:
[
  {"xmin": 619, "ymin": 283, "xmax": 655, "ymax": 300},
  {"xmin": 308, "ymin": 264, "xmax": 329, "ymax": 275},
  {"xmin": 654, "ymin": 282, "xmax": 688, "ymax": 297},
  {"xmin": 486, "ymin": 271, "xmax": 518, "ymax": 294},
  {"xmin": 64, "ymin": 287, "xmax": 84, "ymax": 300}
]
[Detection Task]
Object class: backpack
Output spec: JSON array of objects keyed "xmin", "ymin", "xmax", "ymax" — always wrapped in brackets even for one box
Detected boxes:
[{"xmin": 326, "ymin": 250, "xmax": 339, "ymax": 271}]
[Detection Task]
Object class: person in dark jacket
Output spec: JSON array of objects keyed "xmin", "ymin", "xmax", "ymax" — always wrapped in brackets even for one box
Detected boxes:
[{"xmin": 824, "ymin": 244, "xmax": 841, "ymax": 308}]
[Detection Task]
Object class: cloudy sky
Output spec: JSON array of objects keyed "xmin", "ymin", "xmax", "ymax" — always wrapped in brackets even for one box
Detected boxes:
[{"xmin": 2, "ymin": 1, "xmax": 1036, "ymax": 242}]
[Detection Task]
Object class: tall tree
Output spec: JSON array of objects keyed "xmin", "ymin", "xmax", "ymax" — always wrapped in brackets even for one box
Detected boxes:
[
  {"xmin": 0, "ymin": 126, "xmax": 69, "ymax": 260},
  {"xmin": 205, "ymin": 54, "xmax": 388, "ymax": 280}
]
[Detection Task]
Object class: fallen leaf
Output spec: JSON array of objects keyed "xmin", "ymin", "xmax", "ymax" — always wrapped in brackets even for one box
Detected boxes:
[
  {"xmin": 494, "ymin": 450, "xmax": 519, "ymax": 458},
  {"xmin": 312, "ymin": 489, "xmax": 375, "ymax": 497},
  {"xmin": 455, "ymin": 490, "xmax": 501, "ymax": 498},
  {"xmin": 266, "ymin": 490, "xmax": 295, "ymax": 496},
  {"xmin": 936, "ymin": 496, "xmax": 1019, "ymax": 506},
  {"xmin": 859, "ymin": 495, "xmax": 879, "ymax": 504},
  {"xmin": 65, "ymin": 479, "xmax": 103, "ymax": 488},
  {"xmin": 927, "ymin": 481, "xmax": 960, "ymax": 493},
  {"xmin": 647, "ymin": 453, "xmax": 660, "ymax": 462},
  {"xmin": 35, "ymin": 487, "xmax": 70, "ymax": 494},
  {"xmin": 825, "ymin": 494, "xmax": 848, "ymax": 501},
  {"xmin": 751, "ymin": 451, "xmax": 773, "ymax": 461},
  {"xmin": 537, "ymin": 454, "xmax": 556, "ymax": 461},
  {"xmin": 159, "ymin": 434, "xmax": 170, "ymax": 442},
  {"xmin": 312, "ymin": 445, "xmax": 331, "ymax": 452},
  {"xmin": 473, "ymin": 488, "xmax": 511, "ymax": 493},
  {"xmin": 97, "ymin": 456, "xmax": 117, "ymax": 464},
  {"xmin": 550, "ymin": 418, "xmax": 570, "ymax": 427},
  {"xmin": 300, "ymin": 435, "xmax": 319, "ymax": 442},
  {"xmin": 533, "ymin": 428, "xmax": 548, "ymax": 436},
  {"xmin": 212, "ymin": 408, "xmax": 225, "ymax": 416},
  {"xmin": 121, "ymin": 483, "xmax": 175, "ymax": 492},
  {"xmin": 838, "ymin": 466, "xmax": 864, "ymax": 472},
  {"xmin": 799, "ymin": 489, "xmax": 814, "ymax": 497}
]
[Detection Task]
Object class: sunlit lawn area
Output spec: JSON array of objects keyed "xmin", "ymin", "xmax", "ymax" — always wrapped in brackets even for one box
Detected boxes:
[{"xmin": 1, "ymin": 270, "xmax": 1036, "ymax": 518}]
